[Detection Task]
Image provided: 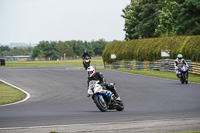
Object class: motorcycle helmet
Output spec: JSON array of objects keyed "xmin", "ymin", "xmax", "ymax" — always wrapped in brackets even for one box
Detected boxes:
[
  {"xmin": 178, "ymin": 54, "xmax": 183, "ymax": 59},
  {"xmin": 87, "ymin": 66, "xmax": 96, "ymax": 77}
]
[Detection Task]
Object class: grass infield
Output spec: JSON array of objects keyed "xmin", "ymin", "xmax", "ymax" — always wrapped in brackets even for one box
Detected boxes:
[
  {"xmin": 112, "ymin": 69, "xmax": 200, "ymax": 84},
  {"xmin": 0, "ymin": 57, "xmax": 103, "ymax": 67},
  {"xmin": 173, "ymin": 131, "xmax": 200, "ymax": 133},
  {"xmin": 0, "ymin": 81, "xmax": 26, "ymax": 105}
]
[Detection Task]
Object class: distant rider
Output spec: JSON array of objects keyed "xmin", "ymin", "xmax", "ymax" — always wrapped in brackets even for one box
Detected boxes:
[
  {"xmin": 87, "ymin": 66, "xmax": 121, "ymax": 101},
  {"xmin": 174, "ymin": 54, "xmax": 188, "ymax": 78},
  {"xmin": 82, "ymin": 50, "xmax": 91, "ymax": 60},
  {"xmin": 82, "ymin": 50, "xmax": 91, "ymax": 68}
]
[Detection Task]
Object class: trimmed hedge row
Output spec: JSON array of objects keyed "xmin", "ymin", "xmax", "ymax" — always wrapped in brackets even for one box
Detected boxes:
[{"xmin": 102, "ymin": 35, "xmax": 200, "ymax": 63}]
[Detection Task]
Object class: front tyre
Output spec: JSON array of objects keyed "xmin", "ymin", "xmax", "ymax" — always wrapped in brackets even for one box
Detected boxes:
[
  {"xmin": 180, "ymin": 73, "xmax": 184, "ymax": 84},
  {"xmin": 94, "ymin": 95, "xmax": 107, "ymax": 112},
  {"xmin": 185, "ymin": 73, "xmax": 188, "ymax": 84}
]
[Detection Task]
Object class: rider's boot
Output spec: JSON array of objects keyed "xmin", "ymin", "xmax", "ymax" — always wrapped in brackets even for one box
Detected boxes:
[
  {"xmin": 109, "ymin": 84, "xmax": 121, "ymax": 101},
  {"xmin": 112, "ymin": 90, "xmax": 121, "ymax": 101}
]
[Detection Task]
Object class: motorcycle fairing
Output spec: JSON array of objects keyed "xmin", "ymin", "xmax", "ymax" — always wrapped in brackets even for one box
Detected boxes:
[
  {"xmin": 100, "ymin": 91, "xmax": 111, "ymax": 98},
  {"xmin": 97, "ymin": 94, "xmax": 105, "ymax": 102}
]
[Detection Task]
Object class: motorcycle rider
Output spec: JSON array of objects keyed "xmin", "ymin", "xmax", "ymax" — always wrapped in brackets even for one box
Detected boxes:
[
  {"xmin": 87, "ymin": 66, "xmax": 121, "ymax": 101},
  {"xmin": 82, "ymin": 50, "xmax": 91, "ymax": 60},
  {"xmin": 174, "ymin": 54, "xmax": 188, "ymax": 78},
  {"xmin": 82, "ymin": 50, "xmax": 91, "ymax": 68}
]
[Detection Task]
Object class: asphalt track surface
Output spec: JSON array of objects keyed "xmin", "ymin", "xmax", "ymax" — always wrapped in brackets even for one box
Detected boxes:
[{"xmin": 0, "ymin": 66, "xmax": 200, "ymax": 132}]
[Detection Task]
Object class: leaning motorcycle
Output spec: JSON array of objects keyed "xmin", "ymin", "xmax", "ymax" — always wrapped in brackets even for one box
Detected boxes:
[
  {"xmin": 87, "ymin": 80, "xmax": 124, "ymax": 112},
  {"xmin": 83, "ymin": 57, "xmax": 91, "ymax": 70},
  {"xmin": 178, "ymin": 64, "xmax": 189, "ymax": 84}
]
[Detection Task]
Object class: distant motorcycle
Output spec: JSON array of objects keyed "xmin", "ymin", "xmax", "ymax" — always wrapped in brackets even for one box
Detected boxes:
[
  {"xmin": 178, "ymin": 64, "xmax": 189, "ymax": 84},
  {"xmin": 87, "ymin": 80, "xmax": 124, "ymax": 112},
  {"xmin": 83, "ymin": 56, "xmax": 91, "ymax": 70}
]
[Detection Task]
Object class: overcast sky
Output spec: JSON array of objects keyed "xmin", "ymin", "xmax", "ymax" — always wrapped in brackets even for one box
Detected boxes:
[{"xmin": 0, "ymin": 0, "xmax": 130, "ymax": 44}]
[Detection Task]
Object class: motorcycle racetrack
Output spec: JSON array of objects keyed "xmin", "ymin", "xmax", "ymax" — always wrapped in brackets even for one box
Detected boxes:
[{"xmin": 0, "ymin": 66, "xmax": 200, "ymax": 132}]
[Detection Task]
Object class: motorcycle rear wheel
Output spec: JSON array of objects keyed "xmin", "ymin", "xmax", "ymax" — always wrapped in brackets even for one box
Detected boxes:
[{"xmin": 116, "ymin": 101, "xmax": 124, "ymax": 111}]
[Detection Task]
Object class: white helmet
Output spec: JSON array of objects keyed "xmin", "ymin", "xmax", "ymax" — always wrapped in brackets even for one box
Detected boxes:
[{"xmin": 87, "ymin": 66, "xmax": 96, "ymax": 77}]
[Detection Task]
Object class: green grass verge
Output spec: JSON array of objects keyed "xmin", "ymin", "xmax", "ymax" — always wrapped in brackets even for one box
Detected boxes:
[
  {"xmin": 0, "ymin": 81, "xmax": 26, "ymax": 105},
  {"xmin": 111, "ymin": 69, "xmax": 200, "ymax": 84},
  {"xmin": 0, "ymin": 57, "xmax": 104, "ymax": 67},
  {"xmin": 173, "ymin": 131, "xmax": 200, "ymax": 133},
  {"xmin": 48, "ymin": 131, "xmax": 200, "ymax": 133},
  {"xmin": 69, "ymin": 66, "xmax": 105, "ymax": 70}
]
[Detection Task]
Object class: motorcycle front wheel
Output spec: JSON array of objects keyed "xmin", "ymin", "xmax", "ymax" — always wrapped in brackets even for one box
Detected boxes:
[
  {"xmin": 181, "ymin": 73, "xmax": 184, "ymax": 84},
  {"xmin": 94, "ymin": 95, "xmax": 107, "ymax": 112},
  {"xmin": 85, "ymin": 64, "xmax": 89, "ymax": 70},
  {"xmin": 184, "ymin": 73, "xmax": 188, "ymax": 84}
]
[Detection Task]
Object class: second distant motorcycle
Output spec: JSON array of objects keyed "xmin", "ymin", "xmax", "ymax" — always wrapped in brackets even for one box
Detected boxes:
[{"xmin": 83, "ymin": 56, "xmax": 91, "ymax": 70}]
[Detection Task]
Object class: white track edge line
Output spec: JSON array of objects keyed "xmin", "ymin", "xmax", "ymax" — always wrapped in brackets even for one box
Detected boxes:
[{"xmin": 0, "ymin": 79, "xmax": 30, "ymax": 107}]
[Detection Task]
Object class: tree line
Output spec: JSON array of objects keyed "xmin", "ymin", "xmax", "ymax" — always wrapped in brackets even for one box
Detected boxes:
[
  {"xmin": 0, "ymin": 46, "xmax": 33, "ymax": 57},
  {"xmin": 122, "ymin": 0, "xmax": 200, "ymax": 40},
  {"xmin": 0, "ymin": 39, "xmax": 108, "ymax": 60},
  {"xmin": 31, "ymin": 39, "xmax": 108, "ymax": 60}
]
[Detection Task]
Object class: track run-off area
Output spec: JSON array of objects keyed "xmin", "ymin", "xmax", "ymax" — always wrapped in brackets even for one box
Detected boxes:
[{"xmin": 0, "ymin": 66, "xmax": 200, "ymax": 133}]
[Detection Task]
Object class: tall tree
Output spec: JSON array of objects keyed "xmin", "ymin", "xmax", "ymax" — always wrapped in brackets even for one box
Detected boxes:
[
  {"xmin": 176, "ymin": 0, "xmax": 200, "ymax": 35},
  {"xmin": 154, "ymin": 0, "xmax": 180, "ymax": 37},
  {"xmin": 122, "ymin": 0, "xmax": 200, "ymax": 39},
  {"xmin": 122, "ymin": 0, "xmax": 140, "ymax": 40},
  {"xmin": 122, "ymin": 0, "xmax": 158, "ymax": 40},
  {"xmin": 137, "ymin": 0, "xmax": 158, "ymax": 38}
]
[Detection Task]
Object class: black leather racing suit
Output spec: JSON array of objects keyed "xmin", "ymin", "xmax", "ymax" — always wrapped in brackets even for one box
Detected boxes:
[
  {"xmin": 87, "ymin": 72, "xmax": 119, "ymax": 97},
  {"xmin": 82, "ymin": 52, "xmax": 91, "ymax": 60}
]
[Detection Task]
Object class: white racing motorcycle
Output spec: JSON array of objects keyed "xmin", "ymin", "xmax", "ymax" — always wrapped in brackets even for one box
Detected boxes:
[{"xmin": 87, "ymin": 80, "xmax": 124, "ymax": 112}]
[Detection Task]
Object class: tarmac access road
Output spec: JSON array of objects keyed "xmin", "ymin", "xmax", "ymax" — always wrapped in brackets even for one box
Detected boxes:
[{"xmin": 0, "ymin": 66, "xmax": 200, "ymax": 133}]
